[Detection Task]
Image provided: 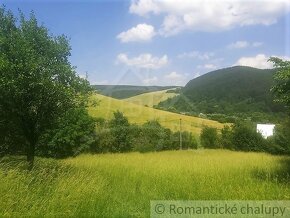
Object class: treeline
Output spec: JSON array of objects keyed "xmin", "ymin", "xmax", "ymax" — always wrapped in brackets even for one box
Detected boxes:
[
  {"xmin": 94, "ymin": 111, "xmax": 198, "ymax": 153},
  {"xmin": 200, "ymin": 121, "xmax": 290, "ymax": 155},
  {"xmin": 0, "ymin": 110, "xmax": 198, "ymax": 158}
]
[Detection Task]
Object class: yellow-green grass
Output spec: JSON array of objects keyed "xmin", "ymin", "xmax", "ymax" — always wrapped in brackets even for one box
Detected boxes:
[
  {"xmin": 124, "ymin": 89, "xmax": 178, "ymax": 107},
  {"xmin": 0, "ymin": 150, "xmax": 289, "ymax": 217},
  {"xmin": 88, "ymin": 94, "xmax": 224, "ymax": 136}
]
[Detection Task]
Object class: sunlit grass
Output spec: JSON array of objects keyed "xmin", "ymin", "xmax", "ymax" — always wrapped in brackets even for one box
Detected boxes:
[
  {"xmin": 0, "ymin": 150, "xmax": 289, "ymax": 217},
  {"xmin": 88, "ymin": 94, "xmax": 224, "ymax": 136},
  {"xmin": 124, "ymin": 89, "xmax": 178, "ymax": 107}
]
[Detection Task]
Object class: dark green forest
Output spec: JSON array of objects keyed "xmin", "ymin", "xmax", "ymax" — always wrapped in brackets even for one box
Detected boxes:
[{"xmin": 157, "ymin": 66, "xmax": 287, "ymax": 123}]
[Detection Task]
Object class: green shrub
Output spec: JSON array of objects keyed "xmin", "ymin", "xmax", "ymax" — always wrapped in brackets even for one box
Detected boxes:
[
  {"xmin": 200, "ymin": 127, "xmax": 219, "ymax": 148},
  {"xmin": 220, "ymin": 125, "xmax": 234, "ymax": 150},
  {"xmin": 231, "ymin": 122, "xmax": 266, "ymax": 152},
  {"xmin": 108, "ymin": 111, "xmax": 132, "ymax": 152}
]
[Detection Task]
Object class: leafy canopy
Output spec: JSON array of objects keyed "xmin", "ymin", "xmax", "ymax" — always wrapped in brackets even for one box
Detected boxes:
[{"xmin": 0, "ymin": 7, "xmax": 91, "ymax": 167}]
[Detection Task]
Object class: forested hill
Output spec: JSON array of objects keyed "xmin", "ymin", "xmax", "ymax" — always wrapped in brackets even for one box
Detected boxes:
[
  {"xmin": 92, "ymin": 85, "xmax": 178, "ymax": 99},
  {"xmin": 157, "ymin": 66, "xmax": 286, "ymax": 122}
]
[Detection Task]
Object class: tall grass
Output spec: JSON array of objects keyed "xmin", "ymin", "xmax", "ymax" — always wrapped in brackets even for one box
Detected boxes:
[{"xmin": 0, "ymin": 150, "xmax": 289, "ymax": 217}]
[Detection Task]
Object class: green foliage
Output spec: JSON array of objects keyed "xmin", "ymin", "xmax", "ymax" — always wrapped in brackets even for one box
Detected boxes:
[
  {"xmin": 38, "ymin": 108, "xmax": 96, "ymax": 158},
  {"xmin": 134, "ymin": 120, "xmax": 172, "ymax": 152},
  {"xmin": 95, "ymin": 112, "xmax": 197, "ymax": 153},
  {"xmin": 0, "ymin": 7, "xmax": 92, "ymax": 168},
  {"xmin": 220, "ymin": 125, "xmax": 234, "ymax": 150},
  {"xmin": 231, "ymin": 122, "xmax": 266, "ymax": 152},
  {"xmin": 271, "ymin": 120, "xmax": 290, "ymax": 155},
  {"xmin": 157, "ymin": 66, "xmax": 286, "ymax": 123},
  {"xmin": 171, "ymin": 131, "xmax": 198, "ymax": 150},
  {"xmin": 200, "ymin": 127, "xmax": 219, "ymax": 149},
  {"xmin": 269, "ymin": 57, "xmax": 290, "ymax": 111},
  {"xmin": 109, "ymin": 111, "xmax": 132, "ymax": 152}
]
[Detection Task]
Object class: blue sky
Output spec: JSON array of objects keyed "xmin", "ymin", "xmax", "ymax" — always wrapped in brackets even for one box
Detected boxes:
[{"xmin": 3, "ymin": 0, "xmax": 290, "ymax": 86}]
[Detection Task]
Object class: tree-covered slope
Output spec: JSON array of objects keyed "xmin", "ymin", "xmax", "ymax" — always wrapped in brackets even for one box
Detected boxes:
[
  {"xmin": 92, "ymin": 85, "xmax": 178, "ymax": 99},
  {"xmin": 157, "ymin": 66, "xmax": 286, "ymax": 122}
]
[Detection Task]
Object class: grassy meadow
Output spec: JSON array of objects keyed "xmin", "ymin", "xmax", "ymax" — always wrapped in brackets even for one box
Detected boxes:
[
  {"xmin": 1, "ymin": 150, "xmax": 289, "ymax": 217},
  {"xmin": 124, "ymin": 89, "xmax": 178, "ymax": 107},
  {"xmin": 88, "ymin": 93, "xmax": 224, "ymax": 136}
]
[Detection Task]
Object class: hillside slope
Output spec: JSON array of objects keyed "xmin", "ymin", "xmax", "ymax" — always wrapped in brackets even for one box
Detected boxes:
[
  {"xmin": 124, "ymin": 89, "xmax": 178, "ymax": 107},
  {"xmin": 157, "ymin": 66, "xmax": 285, "ymax": 122},
  {"xmin": 92, "ymin": 85, "xmax": 177, "ymax": 99},
  {"xmin": 88, "ymin": 94, "xmax": 224, "ymax": 136}
]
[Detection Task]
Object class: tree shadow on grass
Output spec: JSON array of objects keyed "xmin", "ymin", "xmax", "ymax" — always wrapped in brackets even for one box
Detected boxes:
[
  {"xmin": 252, "ymin": 157, "xmax": 290, "ymax": 184},
  {"xmin": 0, "ymin": 155, "xmax": 27, "ymax": 170}
]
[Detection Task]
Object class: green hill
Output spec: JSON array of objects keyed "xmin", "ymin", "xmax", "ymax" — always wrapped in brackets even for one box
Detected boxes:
[
  {"xmin": 88, "ymin": 94, "xmax": 224, "ymax": 136},
  {"xmin": 92, "ymin": 85, "xmax": 178, "ymax": 99},
  {"xmin": 157, "ymin": 66, "xmax": 286, "ymax": 122}
]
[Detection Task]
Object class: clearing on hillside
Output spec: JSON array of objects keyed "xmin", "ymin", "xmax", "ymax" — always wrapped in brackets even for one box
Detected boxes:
[
  {"xmin": 88, "ymin": 94, "xmax": 224, "ymax": 136},
  {"xmin": 124, "ymin": 89, "xmax": 178, "ymax": 107}
]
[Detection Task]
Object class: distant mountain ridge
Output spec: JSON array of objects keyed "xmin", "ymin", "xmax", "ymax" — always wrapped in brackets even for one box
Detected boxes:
[
  {"xmin": 92, "ymin": 85, "xmax": 178, "ymax": 99},
  {"xmin": 157, "ymin": 66, "xmax": 286, "ymax": 122}
]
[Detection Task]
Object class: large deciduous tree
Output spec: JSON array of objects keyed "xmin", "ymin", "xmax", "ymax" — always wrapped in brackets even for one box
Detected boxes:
[
  {"xmin": 269, "ymin": 57, "xmax": 290, "ymax": 111},
  {"xmin": 0, "ymin": 7, "xmax": 91, "ymax": 169}
]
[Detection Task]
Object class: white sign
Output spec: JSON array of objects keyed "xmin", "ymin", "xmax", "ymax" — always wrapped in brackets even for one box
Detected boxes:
[{"xmin": 257, "ymin": 124, "xmax": 275, "ymax": 139}]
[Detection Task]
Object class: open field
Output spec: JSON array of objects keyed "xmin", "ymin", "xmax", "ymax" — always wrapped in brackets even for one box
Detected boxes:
[
  {"xmin": 0, "ymin": 150, "xmax": 289, "ymax": 217},
  {"xmin": 124, "ymin": 89, "xmax": 178, "ymax": 107},
  {"xmin": 88, "ymin": 94, "xmax": 224, "ymax": 136}
]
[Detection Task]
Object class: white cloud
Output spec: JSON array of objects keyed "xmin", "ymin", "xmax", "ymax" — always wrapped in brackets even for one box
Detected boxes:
[
  {"xmin": 117, "ymin": 53, "xmax": 168, "ymax": 69},
  {"xmin": 227, "ymin": 41, "xmax": 249, "ymax": 49},
  {"xmin": 130, "ymin": 0, "xmax": 289, "ymax": 36},
  {"xmin": 164, "ymin": 71, "xmax": 183, "ymax": 80},
  {"xmin": 235, "ymin": 54, "xmax": 290, "ymax": 69},
  {"xmin": 234, "ymin": 54, "xmax": 273, "ymax": 68},
  {"xmin": 227, "ymin": 41, "xmax": 264, "ymax": 49},
  {"xmin": 253, "ymin": 42, "xmax": 264, "ymax": 47},
  {"xmin": 142, "ymin": 76, "xmax": 158, "ymax": 85},
  {"xmin": 164, "ymin": 71, "xmax": 186, "ymax": 85},
  {"xmin": 178, "ymin": 51, "xmax": 215, "ymax": 60},
  {"xmin": 198, "ymin": 64, "xmax": 218, "ymax": 70},
  {"xmin": 117, "ymin": 23, "xmax": 156, "ymax": 43}
]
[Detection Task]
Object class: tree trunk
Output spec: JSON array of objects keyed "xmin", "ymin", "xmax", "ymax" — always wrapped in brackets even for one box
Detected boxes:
[{"xmin": 27, "ymin": 142, "xmax": 35, "ymax": 171}]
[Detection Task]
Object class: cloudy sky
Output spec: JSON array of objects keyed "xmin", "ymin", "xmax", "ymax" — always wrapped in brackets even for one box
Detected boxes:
[{"xmin": 3, "ymin": 0, "xmax": 290, "ymax": 86}]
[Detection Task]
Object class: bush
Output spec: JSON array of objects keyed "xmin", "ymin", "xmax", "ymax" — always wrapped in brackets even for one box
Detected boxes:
[
  {"xmin": 171, "ymin": 131, "xmax": 198, "ymax": 150},
  {"xmin": 220, "ymin": 125, "xmax": 234, "ymax": 150},
  {"xmin": 231, "ymin": 122, "xmax": 266, "ymax": 152},
  {"xmin": 133, "ymin": 120, "xmax": 172, "ymax": 152},
  {"xmin": 200, "ymin": 127, "xmax": 219, "ymax": 148},
  {"xmin": 108, "ymin": 111, "xmax": 132, "ymax": 152}
]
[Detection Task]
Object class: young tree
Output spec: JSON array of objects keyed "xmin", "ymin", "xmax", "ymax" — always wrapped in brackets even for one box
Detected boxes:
[
  {"xmin": 269, "ymin": 57, "xmax": 290, "ymax": 111},
  {"xmin": 0, "ymin": 8, "xmax": 91, "ymax": 169},
  {"xmin": 109, "ymin": 111, "xmax": 132, "ymax": 152},
  {"xmin": 200, "ymin": 127, "xmax": 219, "ymax": 149}
]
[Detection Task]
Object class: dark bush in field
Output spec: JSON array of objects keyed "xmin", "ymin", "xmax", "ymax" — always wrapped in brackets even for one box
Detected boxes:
[
  {"xmin": 200, "ymin": 127, "xmax": 220, "ymax": 149},
  {"xmin": 109, "ymin": 111, "xmax": 132, "ymax": 152},
  {"xmin": 231, "ymin": 122, "xmax": 266, "ymax": 152}
]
